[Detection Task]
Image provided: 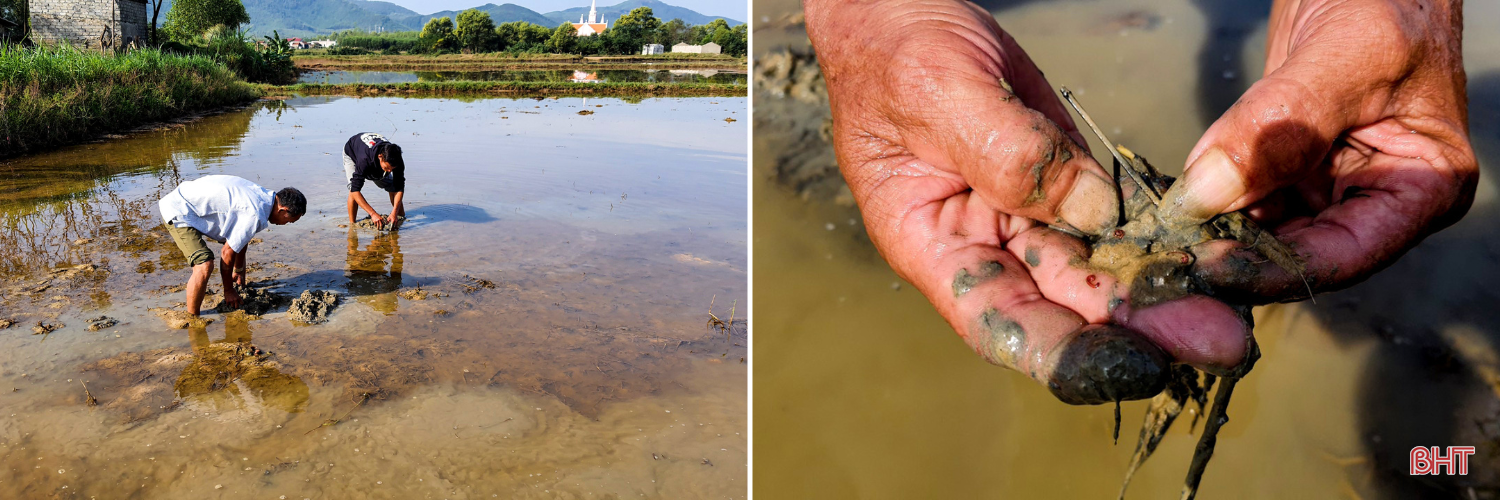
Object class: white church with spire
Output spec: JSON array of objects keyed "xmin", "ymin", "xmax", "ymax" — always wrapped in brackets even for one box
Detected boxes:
[{"xmin": 571, "ymin": 0, "xmax": 609, "ymax": 36}]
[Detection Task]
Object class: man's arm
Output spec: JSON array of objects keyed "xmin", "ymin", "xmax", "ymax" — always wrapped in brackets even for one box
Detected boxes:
[
  {"xmin": 388, "ymin": 191, "xmax": 405, "ymax": 223},
  {"xmin": 349, "ymin": 191, "xmax": 385, "ymax": 226},
  {"xmin": 231, "ymin": 243, "xmax": 247, "ymax": 286}
]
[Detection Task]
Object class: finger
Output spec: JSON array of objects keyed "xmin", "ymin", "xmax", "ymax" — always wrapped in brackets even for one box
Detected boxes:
[
  {"xmin": 1160, "ymin": 29, "xmax": 1407, "ymax": 225},
  {"xmin": 1192, "ymin": 153, "xmax": 1468, "ymax": 299},
  {"xmin": 879, "ymin": 24, "xmax": 1119, "ymax": 234},
  {"xmin": 1010, "ymin": 227, "xmax": 1253, "ymax": 372},
  {"xmin": 874, "ymin": 192, "xmax": 1171, "ymax": 404}
]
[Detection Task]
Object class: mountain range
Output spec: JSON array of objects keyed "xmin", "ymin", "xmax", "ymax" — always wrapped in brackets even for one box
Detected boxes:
[{"xmin": 155, "ymin": 0, "xmax": 742, "ymax": 38}]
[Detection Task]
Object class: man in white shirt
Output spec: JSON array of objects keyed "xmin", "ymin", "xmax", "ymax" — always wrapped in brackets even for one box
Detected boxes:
[{"xmin": 158, "ymin": 175, "xmax": 306, "ymax": 317}]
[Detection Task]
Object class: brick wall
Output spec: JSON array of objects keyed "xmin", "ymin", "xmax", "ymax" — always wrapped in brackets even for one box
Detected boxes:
[{"xmin": 30, "ymin": 0, "xmax": 148, "ymax": 48}]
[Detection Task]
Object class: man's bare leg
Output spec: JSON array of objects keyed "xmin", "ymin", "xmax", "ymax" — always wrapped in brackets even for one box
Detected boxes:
[{"xmin": 186, "ymin": 259, "xmax": 214, "ymax": 315}]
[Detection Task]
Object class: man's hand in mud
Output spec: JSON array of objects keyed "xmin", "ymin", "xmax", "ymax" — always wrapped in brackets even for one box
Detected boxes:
[
  {"xmin": 804, "ymin": 0, "xmax": 1256, "ymax": 401},
  {"xmin": 1163, "ymin": 0, "xmax": 1477, "ymax": 300},
  {"xmin": 223, "ymin": 286, "xmax": 243, "ymax": 310},
  {"xmin": 373, "ymin": 214, "xmax": 388, "ymax": 230}
]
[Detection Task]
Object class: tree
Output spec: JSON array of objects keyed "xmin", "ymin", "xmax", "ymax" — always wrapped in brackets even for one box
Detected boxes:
[
  {"xmin": 147, "ymin": 0, "xmax": 166, "ymax": 43},
  {"xmin": 494, "ymin": 21, "xmax": 521, "ymax": 51},
  {"xmin": 519, "ymin": 22, "xmax": 550, "ymax": 47},
  {"xmin": 420, "ymin": 17, "xmax": 456, "ymax": 51},
  {"xmin": 546, "ymin": 23, "xmax": 576, "ymax": 54},
  {"xmin": 606, "ymin": 7, "xmax": 659, "ymax": 54},
  {"xmin": 454, "ymin": 9, "xmax": 496, "ymax": 53},
  {"xmin": 655, "ymin": 18, "xmax": 689, "ymax": 46},
  {"xmin": 162, "ymin": 0, "xmax": 250, "ymax": 43}
]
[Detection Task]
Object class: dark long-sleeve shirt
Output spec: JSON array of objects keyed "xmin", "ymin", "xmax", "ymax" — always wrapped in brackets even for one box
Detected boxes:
[{"xmin": 344, "ymin": 132, "xmax": 405, "ymax": 193}]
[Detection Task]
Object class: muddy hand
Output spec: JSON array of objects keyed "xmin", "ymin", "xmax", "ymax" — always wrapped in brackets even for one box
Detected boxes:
[
  {"xmin": 1161, "ymin": 0, "xmax": 1477, "ymax": 300},
  {"xmin": 805, "ymin": 0, "xmax": 1253, "ymax": 403},
  {"xmin": 224, "ymin": 287, "xmax": 243, "ymax": 309}
]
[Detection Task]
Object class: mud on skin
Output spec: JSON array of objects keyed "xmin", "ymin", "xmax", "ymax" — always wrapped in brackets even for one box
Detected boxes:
[{"xmin": 952, "ymin": 261, "xmax": 1004, "ymax": 297}]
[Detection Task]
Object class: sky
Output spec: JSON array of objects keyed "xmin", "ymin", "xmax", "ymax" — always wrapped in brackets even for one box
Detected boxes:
[{"xmin": 374, "ymin": 0, "xmax": 747, "ymax": 19}]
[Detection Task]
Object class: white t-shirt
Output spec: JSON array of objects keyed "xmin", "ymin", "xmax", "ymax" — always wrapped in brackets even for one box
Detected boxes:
[{"xmin": 158, "ymin": 175, "xmax": 274, "ymax": 253}]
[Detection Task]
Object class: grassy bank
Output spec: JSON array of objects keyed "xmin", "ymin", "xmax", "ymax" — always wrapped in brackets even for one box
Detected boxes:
[
  {"xmin": 1, "ymin": 45, "xmax": 261, "ymax": 159},
  {"xmin": 265, "ymin": 81, "xmax": 747, "ymax": 98},
  {"xmin": 293, "ymin": 53, "xmax": 745, "ymax": 71}
]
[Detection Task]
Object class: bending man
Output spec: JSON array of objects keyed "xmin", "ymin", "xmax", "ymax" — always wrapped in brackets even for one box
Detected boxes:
[{"xmin": 159, "ymin": 175, "xmax": 306, "ymax": 316}]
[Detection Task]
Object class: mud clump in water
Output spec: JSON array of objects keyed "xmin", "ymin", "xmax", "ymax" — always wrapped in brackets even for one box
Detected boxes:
[
  {"xmin": 0, "ymin": 318, "xmax": 14, "ymax": 329},
  {"xmin": 397, "ymin": 287, "xmax": 446, "ymax": 301},
  {"xmin": 753, "ymin": 48, "xmax": 850, "ymax": 205},
  {"xmin": 214, "ymin": 284, "xmax": 287, "ymax": 316},
  {"xmin": 86, "ymin": 316, "xmax": 118, "ymax": 331},
  {"xmin": 150, "ymin": 308, "xmax": 214, "ymax": 329},
  {"xmin": 32, "ymin": 320, "xmax": 62, "ymax": 335},
  {"xmin": 288, "ymin": 290, "xmax": 340, "ymax": 324},
  {"xmin": 577, "ymin": 110, "xmax": 595, "ymax": 115},
  {"xmin": 461, "ymin": 275, "xmax": 495, "ymax": 294},
  {"xmin": 353, "ymin": 216, "xmax": 405, "ymax": 231}
]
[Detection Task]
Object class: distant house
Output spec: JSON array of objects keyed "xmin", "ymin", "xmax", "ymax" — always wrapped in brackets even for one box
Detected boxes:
[
  {"xmin": 670, "ymin": 42, "xmax": 721, "ymax": 54},
  {"xmin": 29, "ymin": 0, "xmax": 148, "ymax": 48},
  {"xmin": 641, "ymin": 44, "xmax": 663, "ymax": 55},
  {"xmin": 285, "ymin": 37, "xmax": 309, "ymax": 49},
  {"xmin": 309, "ymin": 40, "xmax": 337, "ymax": 49},
  {"xmin": 570, "ymin": 0, "xmax": 607, "ymax": 36}
]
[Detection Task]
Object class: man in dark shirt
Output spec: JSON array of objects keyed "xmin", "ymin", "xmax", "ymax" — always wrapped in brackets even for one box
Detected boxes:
[{"xmin": 343, "ymin": 132, "xmax": 406, "ymax": 229}]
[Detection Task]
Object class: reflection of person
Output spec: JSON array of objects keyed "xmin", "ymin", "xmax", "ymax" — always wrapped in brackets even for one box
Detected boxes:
[
  {"xmin": 343, "ymin": 132, "xmax": 407, "ymax": 230},
  {"xmin": 158, "ymin": 175, "xmax": 306, "ymax": 315},
  {"xmin": 804, "ymin": 0, "xmax": 1475, "ymax": 393},
  {"xmin": 181, "ymin": 316, "xmax": 309, "ymax": 413},
  {"xmin": 346, "ymin": 229, "xmax": 403, "ymax": 314}
]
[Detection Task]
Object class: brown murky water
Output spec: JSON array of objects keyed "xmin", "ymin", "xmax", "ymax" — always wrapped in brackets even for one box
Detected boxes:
[
  {"xmin": 0, "ymin": 95, "xmax": 747, "ymax": 498},
  {"xmin": 754, "ymin": 0, "xmax": 1500, "ymax": 498}
]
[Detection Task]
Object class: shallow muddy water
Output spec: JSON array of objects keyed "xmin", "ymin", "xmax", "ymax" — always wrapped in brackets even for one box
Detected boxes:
[
  {"xmin": 0, "ymin": 95, "xmax": 747, "ymax": 498},
  {"xmin": 753, "ymin": 0, "xmax": 1500, "ymax": 498},
  {"xmin": 296, "ymin": 69, "xmax": 749, "ymax": 85}
]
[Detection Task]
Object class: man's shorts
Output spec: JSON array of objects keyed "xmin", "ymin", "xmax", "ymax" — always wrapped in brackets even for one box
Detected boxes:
[
  {"xmin": 167, "ymin": 224, "xmax": 215, "ymax": 267},
  {"xmin": 343, "ymin": 154, "xmax": 397, "ymax": 193}
]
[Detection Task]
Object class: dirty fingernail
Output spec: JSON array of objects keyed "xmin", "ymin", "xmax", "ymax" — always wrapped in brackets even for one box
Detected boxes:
[
  {"xmin": 1058, "ymin": 172, "xmax": 1119, "ymax": 234},
  {"xmin": 1160, "ymin": 148, "xmax": 1245, "ymax": 226}
]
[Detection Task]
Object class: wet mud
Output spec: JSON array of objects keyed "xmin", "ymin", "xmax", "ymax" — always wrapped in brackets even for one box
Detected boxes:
[
  {"xmin": 85, "ymin": 316, "xmax": 118, "ymax": 331},
  {"xmin": 352, "ymin": 215, "xmax": 406, "ymax": 231},
  {"xmin": 287, "ymin": 290, "xmax": 340, "ymax": 324},
  {"xmin": 0, "ymin": 94, "xmax": 747, "ymax": 497}
]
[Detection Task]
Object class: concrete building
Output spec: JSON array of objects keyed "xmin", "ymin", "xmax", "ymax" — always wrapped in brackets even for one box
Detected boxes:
[
  {"xmin": 309, "ymin": 40, "xmax": 337, "ymax": 48},
  {"xmin": 670, "ymin": 42, "xmax": 721, "ymax": 54},
  {"xmin": 641, "ymin": 43, "xmax": 663, "ymax": 55},
  {"xmin": 29, "ymin": 0, "xmax": 147, "ymax": 48},
  {"xmin": 571, "ymin": 0, "xmax": 607, "ymax": 36}
]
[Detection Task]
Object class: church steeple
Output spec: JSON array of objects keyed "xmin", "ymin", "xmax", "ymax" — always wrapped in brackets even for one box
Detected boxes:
[{"xmin": 587, "ymin": 0, "xmax": 598, "ymax": 23}]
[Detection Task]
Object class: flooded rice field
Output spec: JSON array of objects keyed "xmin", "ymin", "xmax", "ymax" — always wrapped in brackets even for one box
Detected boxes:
[
  {"xmin": 0, "ymin": 95, "xmax": 747, "ymax": 498},
  {"xmin": 753, "ymin": 0, "xmax": 1500, "ymax": 498},
  {"xmin": 296, "ymin": 69, "xmax": 749, "ymax": 85}
]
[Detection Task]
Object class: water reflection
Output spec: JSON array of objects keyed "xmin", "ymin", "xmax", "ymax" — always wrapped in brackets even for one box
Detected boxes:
[
  {"xmin": 297, "ymin": 69, "xmax": 749, "ymax": 85},
  {"xmin": 345, "ymin": 230, "xmax": 403, "ymax": 314},
  {"xmin": 179, "ymin": 314, "xmax": 310, "ymax": 414}
]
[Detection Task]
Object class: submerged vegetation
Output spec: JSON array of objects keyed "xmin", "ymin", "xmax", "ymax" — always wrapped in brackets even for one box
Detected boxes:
[{"xmin": 0, "ymin": 44, "xmax": 259, "ymax": 159}]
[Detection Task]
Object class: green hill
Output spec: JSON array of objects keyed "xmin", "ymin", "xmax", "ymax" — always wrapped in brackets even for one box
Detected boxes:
[{"xmin": 414, "ymin": 3, "xmax": 558, "ymax": 28}]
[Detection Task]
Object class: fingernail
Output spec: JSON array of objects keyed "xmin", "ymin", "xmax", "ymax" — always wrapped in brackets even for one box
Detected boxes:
[
  {"xmin": 1057, "ymin": 172, "xmax": 1119, "ymax": 235},
  {"xmin": 1160, "ymin": 148, "xmax": 1246, "ymax": 226}
]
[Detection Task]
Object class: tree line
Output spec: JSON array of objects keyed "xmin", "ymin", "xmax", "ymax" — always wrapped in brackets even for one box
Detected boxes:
[{"xmin": 402, "ymin": 7, "xmax": 745, "ymax": 57}]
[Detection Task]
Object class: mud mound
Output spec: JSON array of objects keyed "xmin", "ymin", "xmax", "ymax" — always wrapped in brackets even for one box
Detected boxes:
[
  {"xmin": 353, "ymin": 216, "xmax": 405, "ymax": 231},
  {"xmin": 32, "ymin": 320, "xmax": 62, "ymax": 335},
  {"xmin": 214, "ymin": 284, "xmax": 287, "ymax": 316},
  {"xmin": 86, "ymin": 316, "xmax": 118, "ymax": 331},
  {"xmin": 288, "ymin": 290, "xmax": 340, "ymax": 324},
  {"xmin": 0, "ymin": 318, "xmax": 14, "ymax": 329},
  {"xmin": 397, "ymin": 287, "xmax": 445, "ymax": 300},
  {"xmin": 461, "ymin": 275, "xmax": 495, "ymax": 294},
  {"xmin": 753, "ymin": 48, "xmax": 847, "ymax": 204},
  {"xmin": 150, "ymin": 308, "xmax": 214, "ymax": 329}
]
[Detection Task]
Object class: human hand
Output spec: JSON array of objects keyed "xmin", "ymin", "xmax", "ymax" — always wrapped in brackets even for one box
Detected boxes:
[
  {"xmin": 373, "ymin": 214, "xmax": 388, "ymax": 230},
  {"xmin": 804, "ymin": 0, "xmax": 1256, "ymax": 402},
  {"xmin": 1162, "ymin": 0, "xmax": 1477, "ymax": 300},
  {"xmin": 231, "ymin": 268, "xmax": 246, "ymax": 286},
  {"xmin": 224, "ymin": 287, "xmax": 243, "ymax": 309}
]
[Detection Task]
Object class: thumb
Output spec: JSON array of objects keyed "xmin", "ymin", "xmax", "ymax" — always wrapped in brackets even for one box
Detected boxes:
[{"xmin": 1160, "ymin": 59, "xmax": 1374, "ymax": 225}]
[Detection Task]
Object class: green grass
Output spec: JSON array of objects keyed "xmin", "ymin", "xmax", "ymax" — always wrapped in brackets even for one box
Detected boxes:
[
  {"xmin": 1, "ymin": 44, "xmax": 261, "ymax": 159},
  {"xmin": 265, "ymin": 80, "xmax": 747, "ymax": 98}
]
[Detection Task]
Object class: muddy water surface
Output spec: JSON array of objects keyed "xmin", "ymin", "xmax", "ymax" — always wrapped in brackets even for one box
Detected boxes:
[
  {"xmin": 296, "ymin": 69, "xmax": 749, "ymax": 85},
  {"xmin": 754, "ymin": 0, "xmax": 1500, "ymax": 498},
  {"xmin": 0, "ymin": 95, "xmax": 747, "ymax": 498}
]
